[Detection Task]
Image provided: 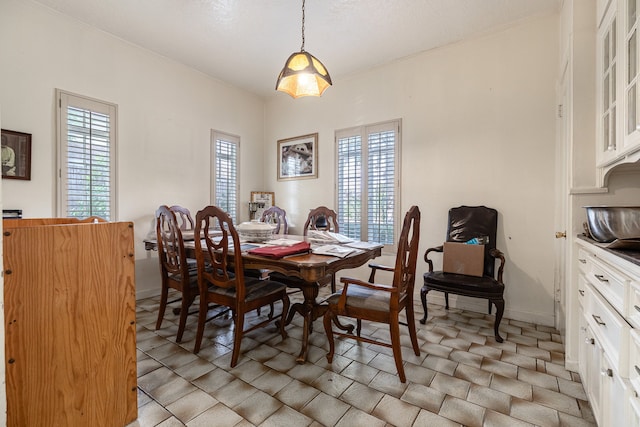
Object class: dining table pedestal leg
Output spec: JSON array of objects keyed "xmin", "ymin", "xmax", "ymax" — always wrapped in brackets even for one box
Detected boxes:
[{"xmin": 284, "ymin": 284, "xmax": 330, "ymax": 363}]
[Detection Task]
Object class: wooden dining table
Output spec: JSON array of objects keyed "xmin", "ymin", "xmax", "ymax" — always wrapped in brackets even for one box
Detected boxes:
[{"xmin": 147, "ymin": 235, "xmax": 382, "ymax": 363}]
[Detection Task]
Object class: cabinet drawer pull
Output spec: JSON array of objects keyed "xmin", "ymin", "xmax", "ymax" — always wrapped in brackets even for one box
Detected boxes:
[
  {"xmin": 635, "ymin": 305, "xmax": 640, "ymax": 313},
  {"xmin": 578, "ymin": 290, "xmax": 584, "ymax": 296},
  {"xmin": 578, "ymin": 258, "xmax": 587, "ymax": 264},
  {"xmin": 585, "ymin": 337, "xmax": 595, "ymax": 345},
  {"xmin": 592, "ymin": 315, "xmax": 606, "ymax": 326},
  {"xmin": 594, "ymin": 274, "xmax": 609, "ymax": 283},
  {"xmin": 635, "ymin": 365, "xmax": 640, "ymax": 376},
  {"xmin": 601, "ymin": 368, "xmax": 613, "ymax": 377}
]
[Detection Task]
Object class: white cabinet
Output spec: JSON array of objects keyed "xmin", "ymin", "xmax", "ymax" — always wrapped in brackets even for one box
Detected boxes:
[
  {"xmin": 575, "ymin": 237, "xmax": 640, "ymax": 426},
  {"xmin": 596, "ymin": 0, "xmax": 640, "ymax": 172},
  {"xmin": 597, "ymin": 0, "xmax": 620, "ymax": 167}
]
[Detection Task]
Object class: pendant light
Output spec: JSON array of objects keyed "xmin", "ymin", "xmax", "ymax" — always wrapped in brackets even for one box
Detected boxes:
[{"xmin": 275, "ymin": 0, "xmax": 332, "ymax": 98}]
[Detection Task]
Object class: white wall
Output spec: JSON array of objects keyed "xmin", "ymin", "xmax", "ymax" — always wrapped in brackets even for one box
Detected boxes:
[
  {"xmin": 1, "ymin": 0, "xmax": 563, "ymax": 325},
  {"xmin": 0, "ymin": 0, "xmax": 267, "ymax": 298},
  {"xmin": 265, "ymin": 15, "xmax": 561, "ymax": 325}
]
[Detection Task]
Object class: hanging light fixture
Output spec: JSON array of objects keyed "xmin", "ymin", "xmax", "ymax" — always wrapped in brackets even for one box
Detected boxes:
[{"xmin": 275, "ymin": 0, "xmax": 332, "ymax": 98}]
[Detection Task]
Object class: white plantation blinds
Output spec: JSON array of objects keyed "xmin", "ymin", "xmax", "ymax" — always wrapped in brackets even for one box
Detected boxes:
[
  {"xmin": 212, "ymin": 132, "xmax": 239, "ymax": 223},
  {"xmin": 337, "ymin": 136, "xmax": 362, "ymax": 239},
  {"xmin": 336, "ymin": 120, "xmax": 400, "ymax": 249},
  {"xmin": 367, "ymin": 129, "xmax": 396, "ymax": 244},
  {"xmin": 57, "ymin": 91, "xmax": 117, "ymax": 220}
]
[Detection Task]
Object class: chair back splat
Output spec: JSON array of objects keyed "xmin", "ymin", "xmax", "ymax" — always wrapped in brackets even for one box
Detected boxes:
[
  {"xmin": 169, "ymin": 205, "xmax": 195, "ymax": 231},
  {"xmin": 260, "ymin": 205, "xmax": 289, "ymax": 234},
  {"xmin": 323, "ymin": 205, "xmax": 421, "ymax": 383},
  {"xmin": 270, "ymin": 205, "xmax": 339, "ymax": 293},
  {"xmin": 420, "ymin": 205, "xmax": 506, "ymax": 342},
  {"xmin": 304, "ymin": 206, "xmax": 339, "ymax": 233}
]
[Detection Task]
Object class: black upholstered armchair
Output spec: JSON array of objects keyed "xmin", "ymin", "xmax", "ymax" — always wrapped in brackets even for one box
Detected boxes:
[{"xmin": 420, "ymin": 205, "xmax": 506, "ymax": 342}]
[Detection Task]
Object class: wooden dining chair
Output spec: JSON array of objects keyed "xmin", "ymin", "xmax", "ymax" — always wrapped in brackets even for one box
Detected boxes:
[
  {"xmin": 155, "ymin": 205, "xmax": 199, "ymax": 342},
  {"xmin": 193, "ymin": 205, "xmax": 290, "ymax": 367},
  {"xmin": 260, "ymin": 205, "xmax": 288, "ymax": 234},
  {"xmin": 304, "ymin": 205, "xmax": 339, "ymax": 233},
  {"xmin": 169, "ymin": 205, "xmax": 195, "ymax": 231},
  {"xmin": 271, "ymin": 206, "xmax": 340, "ymax": 299},
  {"xmin": 306, "ymin": 206, "xmax": 339, "ymax": 292},
  {"xmin": 323, "ymin": 206, "xmax": 421, "ymax": 383}
]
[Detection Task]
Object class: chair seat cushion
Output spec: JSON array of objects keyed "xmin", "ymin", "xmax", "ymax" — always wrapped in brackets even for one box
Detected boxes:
[
  {"xmin": 326, "ymin": 285, "xmax": 390, "ymax": 312},
  {"xmin": 208, "ymin": 278, "xmax": 287, "ymax": 302},
  {"xmin": 424, "ymin": 271, "xmax": 504, "ymax": 298}
]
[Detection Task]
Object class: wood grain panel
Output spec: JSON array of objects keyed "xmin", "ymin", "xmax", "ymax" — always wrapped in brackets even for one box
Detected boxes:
[{"xmin": 3, "ymin": 220, "xmax": 137, "ymax": 426}]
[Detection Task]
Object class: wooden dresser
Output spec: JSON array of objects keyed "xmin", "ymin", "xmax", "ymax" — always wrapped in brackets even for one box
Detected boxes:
[{"xmin": 3, "ymin": 218, "xmax": 137, "ymax": 426}]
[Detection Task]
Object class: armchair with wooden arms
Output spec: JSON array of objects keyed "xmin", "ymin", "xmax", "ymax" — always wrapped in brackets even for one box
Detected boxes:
[
  {"xmin": 420, "ymin": 205, "xmax": 506, "ymax": 342},
  {"xmin": 323, "ymin": 206, "xmax": 421, "ymax": 383}
]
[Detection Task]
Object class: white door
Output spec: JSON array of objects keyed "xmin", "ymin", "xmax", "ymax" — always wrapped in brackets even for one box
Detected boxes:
[{"xmin": 554, "ymin": 59, "xmax": 570, "ymax": 332}]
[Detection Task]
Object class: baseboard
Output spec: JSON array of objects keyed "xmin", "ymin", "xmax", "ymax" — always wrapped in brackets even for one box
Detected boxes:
[
  {"xmin": 422, "ymin": 293, "xmax": 555, "ymax": 328},
  {"xmin": 136, "ymin": 287, "xmax": 161, "ymax": 300}
]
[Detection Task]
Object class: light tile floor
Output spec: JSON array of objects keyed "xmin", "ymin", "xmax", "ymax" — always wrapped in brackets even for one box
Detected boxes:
[{"xmin": 129, "ymin": 288, "xmax": 596, "ymax": 427}]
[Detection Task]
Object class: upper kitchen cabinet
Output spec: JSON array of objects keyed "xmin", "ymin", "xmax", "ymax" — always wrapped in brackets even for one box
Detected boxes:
[
  {"xmin": 596, "ymin": 0, "xmax": 619, "ymax": 167},
  {"xmin": 597, "ymin": 0, "xmax": 640, "ymax": 180}
]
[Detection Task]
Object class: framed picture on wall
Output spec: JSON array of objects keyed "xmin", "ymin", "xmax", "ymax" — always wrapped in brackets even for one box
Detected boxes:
[
  {"xmin": 1, "ymin": 129, "xmax": 31, "ymax": 180},
  {"xmin": 277, "ymin": 133, "xmax": 318, "ymax": 181},
  {"xmin": 250, "ymin": 191, "xmax": 275, "ymax": 220}
]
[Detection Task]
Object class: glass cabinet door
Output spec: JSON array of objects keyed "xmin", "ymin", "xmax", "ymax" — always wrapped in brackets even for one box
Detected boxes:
[
  {"xmin": 625, "ymin": 0, "xmax": 640, "ymax": 152},
  {"xmin": 598, "ymin": 3, "xmax": 618, "ymax": 166}
]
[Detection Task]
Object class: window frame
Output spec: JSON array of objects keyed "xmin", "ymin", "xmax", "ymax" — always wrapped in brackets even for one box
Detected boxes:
[
  {"xmin": 210, "ymin": 130, "xmax": 240, "ymax": 223},
  {"xmin": 335, "ymin": 119, "xmax": 401, "ymax": 253},
  {"xmin": 56, "ymin": 89, "xmax": 118, "ymax": 221}
]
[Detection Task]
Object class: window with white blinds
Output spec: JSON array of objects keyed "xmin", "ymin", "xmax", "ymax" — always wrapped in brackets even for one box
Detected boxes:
[
  {"xmin": 57, "ymin": 90, "xmax": 117, "ymax": 220},
  {"xmin": 212, "ymin": 131, "xmax": 239, "ymax": 223},
  {"xmin": 336, "ymin": 120, "xmax": 400, "ymax": 250}
]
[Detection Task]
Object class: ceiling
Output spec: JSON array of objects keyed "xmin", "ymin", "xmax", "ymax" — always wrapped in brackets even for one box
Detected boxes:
[{"xmin": 32, "ymin": 0, "xmax": 560, "ymax": 98}]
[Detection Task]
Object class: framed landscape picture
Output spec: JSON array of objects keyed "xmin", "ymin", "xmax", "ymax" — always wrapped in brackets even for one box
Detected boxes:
[
  {"xmin": 277, "ymin": 133, "xmax": 318, "ymax": 181},
  {"xmin": 1, "ymin": 129, "xmax": 31, "ymax": 180}
]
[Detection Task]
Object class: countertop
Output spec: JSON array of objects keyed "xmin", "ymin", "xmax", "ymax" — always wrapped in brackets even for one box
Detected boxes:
[{"xmin": 577, "ymin": 234, "xmax": 640, "ymax": 267}]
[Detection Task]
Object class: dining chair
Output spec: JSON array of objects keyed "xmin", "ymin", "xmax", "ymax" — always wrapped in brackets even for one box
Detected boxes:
[
  {"xmin": 260, "ymin": 205, "xmax": 288, "ymax": 234},
  {"xmin": 420, "ymin": 205, "xmax": 506, "ymax": 342},
  {"xmin": 155, "ymin": 205, "xmax": 199, "ymax": 342},
  {"xmin": 272, "ymin": 206, "xmax": 340, "ymax": 298},
  {"xmin": 192, "ymin": 205, "xmax": 290, "ymax": 367},
  {"xmin": 168, "ymin": 205, "xmax": 197, "ymax": 267},
  {"xmin": 169, "ymin": 205, "xmax": 195, "ymax": 231},
  {"xmin": 304, "ymin": 205, "xmax": 339, "ymax": 233},
  {"xmin": 323, "ymin": 206, "xmax": 421, "ymax": 383},
  {"xmin": 306, "ymin": 206, "xmax": 339, "ymax": 292}
]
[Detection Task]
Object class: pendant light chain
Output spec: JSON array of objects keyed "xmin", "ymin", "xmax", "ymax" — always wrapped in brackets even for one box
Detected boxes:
[{"xmin": 300, "ymin": 0, "xmax": 306, "ymax": 52}]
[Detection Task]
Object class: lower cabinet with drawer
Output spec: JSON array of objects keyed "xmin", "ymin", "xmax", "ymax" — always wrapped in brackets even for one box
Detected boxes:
[{"xmin": 576, "ymin": 238, "xmax": 639, "ymax": 426}]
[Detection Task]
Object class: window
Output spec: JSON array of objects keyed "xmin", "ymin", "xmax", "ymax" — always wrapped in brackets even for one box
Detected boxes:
[
  {"xmin": 336, "ymin": 120, "xmax": 401, "ymax": 250},
  {"xmin": 211, "ymin": 131, "xmax": 239, "ymax": 223},
  {"xmin": 57, "ymin": 90, "xmax": 117, "ymax": 220}
]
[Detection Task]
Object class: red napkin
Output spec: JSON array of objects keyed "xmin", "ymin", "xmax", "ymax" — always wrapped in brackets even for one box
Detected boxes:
[{"xmin": 247, "ymin": 241, "xmax": 311, "ymax": 259}]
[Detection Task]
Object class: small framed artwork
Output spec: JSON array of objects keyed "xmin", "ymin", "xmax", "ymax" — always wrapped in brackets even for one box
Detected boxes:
[
  {"xmin": 1, "ymin": 129, "xmax": 31, "ymax": 180},
  {"xmin": 250, "ymin": 191, "xmax": 275, "ymax": 220},
  {"xmin": 277, "ymin": 133, "xmax": 318, "ymax": 181}
]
